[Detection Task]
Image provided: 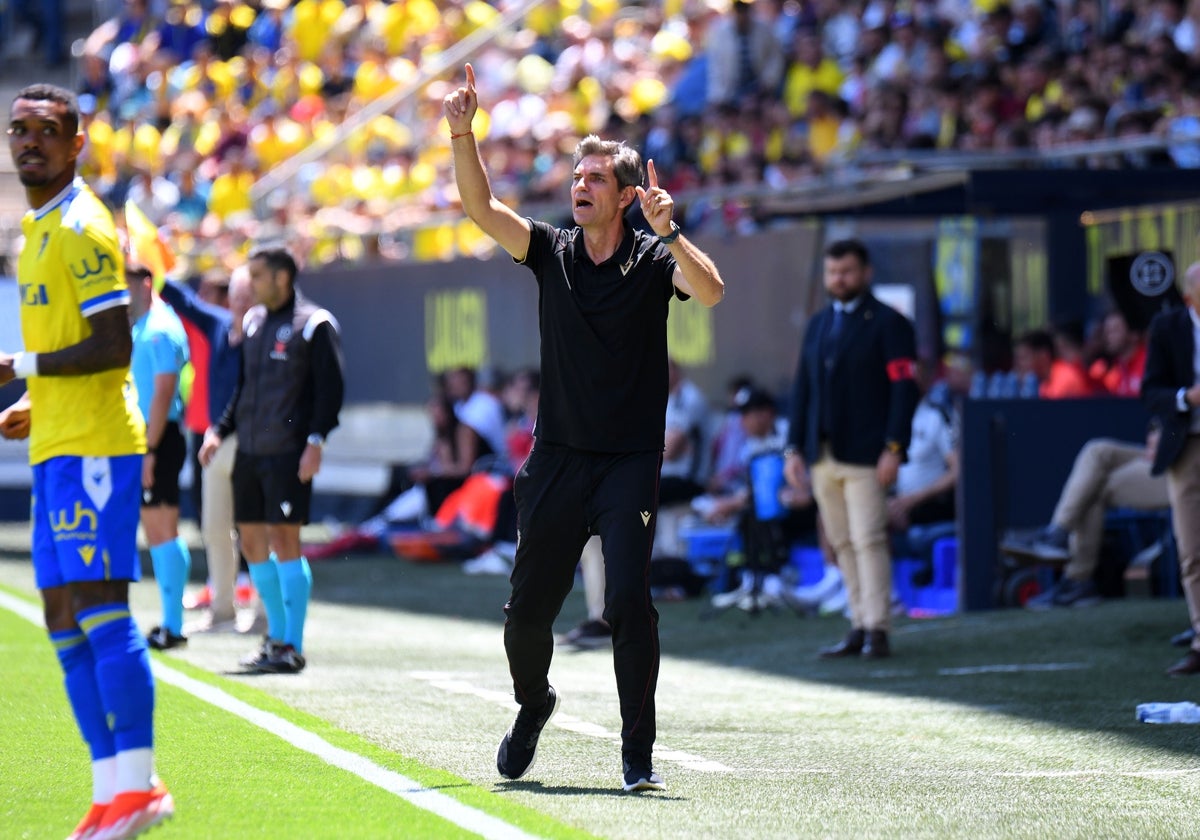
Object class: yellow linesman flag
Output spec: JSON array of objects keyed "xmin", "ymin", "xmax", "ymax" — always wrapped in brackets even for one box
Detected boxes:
[{"xmin": 124, "ymin": 200, "xmax": 176, "ymax": 290}]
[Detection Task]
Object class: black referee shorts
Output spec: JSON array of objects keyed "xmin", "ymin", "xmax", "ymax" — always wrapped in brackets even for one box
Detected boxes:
[
  {"xmin": 232, "ymin": 449, "xmax": 312, "ymax": 525},
  {"xmin": 141, "ymin": 422, "xmax": 186, "ymax": 508}
]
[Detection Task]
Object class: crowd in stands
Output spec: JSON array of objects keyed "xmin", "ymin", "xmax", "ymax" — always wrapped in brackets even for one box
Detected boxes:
[{"xmin": 6, "ymin": 0, "xmax": 1200, "ymax": 273}]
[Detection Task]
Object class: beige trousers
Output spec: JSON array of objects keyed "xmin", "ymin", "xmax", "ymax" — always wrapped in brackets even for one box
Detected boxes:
[
  {"xmin": 811, "ymin": 447, "xmax": 892, "ymax": 631},
  {"xmin": 1053, "ymin": 439, "xmax": 1169, "ymax": 581},
  {"xmin": 580, "ymin": 535, "xmax": 605, "ymax": 622},
  {"xmin": 1167, "ymin": 437, "xmax": 1200, "ymax": 654},
  {"xmin": 202, "ymin": 433, "xmax": 239, "ymax": 619}
]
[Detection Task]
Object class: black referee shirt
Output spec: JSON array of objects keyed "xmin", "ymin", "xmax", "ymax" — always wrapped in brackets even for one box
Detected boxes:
[{"xmin": 519, "ymin": 218, "xmax": 687, "ymax": 453}]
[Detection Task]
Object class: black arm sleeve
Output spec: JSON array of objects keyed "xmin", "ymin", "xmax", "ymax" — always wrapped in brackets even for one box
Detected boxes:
[
  {"xmin": 214, "ymin": 362, "xmax": 243, "ymax": 439},
  {"xmin": 308, "ymin": 321, "xmax": 345, "ymax": 437}
]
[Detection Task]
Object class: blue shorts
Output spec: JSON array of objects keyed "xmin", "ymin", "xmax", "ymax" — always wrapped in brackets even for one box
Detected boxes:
[{"xmin": 32, "ymin": 454, "xmax": 143, "ymax": 589}]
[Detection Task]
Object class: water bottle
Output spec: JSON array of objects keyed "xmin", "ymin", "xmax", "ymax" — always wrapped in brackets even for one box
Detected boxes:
[
  {"xmin": 999, "ymin": 371, "xmax": 1020, "ymax": 398},
  {"xmin": 1136, "ymin": 701, "xmax": 1200, "ymax": 723},
  {"xmin": 969, "ymin": 371, "xmax": 987, "ymax": 399},
  {"xmin": 1019, "ymin": 372, "xmax": 1040, "ymax": 399}
]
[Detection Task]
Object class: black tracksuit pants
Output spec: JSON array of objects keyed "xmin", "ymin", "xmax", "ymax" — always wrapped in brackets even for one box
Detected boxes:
[{"xmin": 504, "ymin": 442, "xmax": 662, "ymax": 755}]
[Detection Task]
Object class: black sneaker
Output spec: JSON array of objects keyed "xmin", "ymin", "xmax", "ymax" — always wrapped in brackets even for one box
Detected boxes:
[
  {"xmin": 146, "ymin": 626, "xmax": 188, "ymax": 651},
  {"xmin": 239, "ymin": 637, "xmax": 283, "ymax": 669},
  {"xmin": 621, "ymin": 751, "xmax": 665, "ymax": 792},
  {"xmin": 1026, "ymin": 577, "xmax": 1100, "ymax": 610},
  {"xmin": 496, "ymin": 686, "xmax": 560, "ymax": 780},
  {"xmin": 557, "ymin": 619, "xmax": 611, "ymax": 649},
  {"xmin": 256, "ymin": 643, "xmax": 307, "ymax": 674}
]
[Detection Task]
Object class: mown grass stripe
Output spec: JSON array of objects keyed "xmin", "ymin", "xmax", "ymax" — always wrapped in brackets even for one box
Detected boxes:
[{"xmin": 0, "ymin": 588, "xmax": 541, "ymax": 840}]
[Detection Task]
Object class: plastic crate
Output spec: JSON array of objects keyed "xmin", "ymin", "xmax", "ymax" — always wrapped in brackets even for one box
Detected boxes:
[
  {"xmin": 789, "ymin": 545, "xmax": 827, "ymax": 586},
  {"xmin": 680, "ymin": 525, "xmax": 740, "ymax": 579}
]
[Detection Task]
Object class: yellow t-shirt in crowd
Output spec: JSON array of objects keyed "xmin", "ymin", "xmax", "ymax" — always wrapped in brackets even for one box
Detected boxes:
[
  {"xmin": 18, "ymin": 179, "xmax": 145, "ymax": 464},
  {"xmin": 208, "ymin": 170, "xmax": 255, "ymax": 220}
]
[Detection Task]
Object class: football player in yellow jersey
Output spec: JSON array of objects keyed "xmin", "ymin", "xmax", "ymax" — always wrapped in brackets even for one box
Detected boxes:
[{"xmin": 1, "ymin": 84, "xmax": 173, "ymax": 840}]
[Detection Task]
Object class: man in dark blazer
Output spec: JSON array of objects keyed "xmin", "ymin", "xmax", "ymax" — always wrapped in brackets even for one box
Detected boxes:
[
  {"xmin": 783, "ymin": 239, "xmax": 919, "ymax": 659},
  {"xmin": 1142, "ymin": 260, "xmax": 1200, "ymax": 676}
]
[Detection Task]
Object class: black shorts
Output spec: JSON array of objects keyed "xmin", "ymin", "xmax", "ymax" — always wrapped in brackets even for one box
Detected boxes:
[
  {"xmin": 232, "ymin": 449, "xmax": 312, "ymax": 525},
  {"xmin": 142, "ymin": 422, "xmax": 186, "ymax": 508}
]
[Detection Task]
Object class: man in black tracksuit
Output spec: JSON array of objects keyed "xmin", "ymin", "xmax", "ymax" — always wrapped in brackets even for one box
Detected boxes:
[
  {"xmin": 199, "ymin": 245, "xmax": 344, "ymax": 675},
  {"xmin": 444, "ymin": 64, "xmax": 726, "ymax": 792}
]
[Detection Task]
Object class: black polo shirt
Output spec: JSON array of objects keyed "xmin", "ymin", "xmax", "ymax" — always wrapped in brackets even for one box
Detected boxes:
[{"xmin": 519, "ymin": 218, "xmax": 687, "ymax": 453}]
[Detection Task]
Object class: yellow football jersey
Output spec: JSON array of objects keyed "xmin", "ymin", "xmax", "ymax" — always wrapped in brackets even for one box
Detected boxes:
[{"xmin": 18, "ymin": 178, "xmax": 146, "ymax": 464}]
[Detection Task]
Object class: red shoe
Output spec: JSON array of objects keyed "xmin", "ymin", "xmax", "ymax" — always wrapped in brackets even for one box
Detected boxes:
[
  {"xmin": 234, "ymin": 581, "xmax": 256, "ymax": 607},
  {"xmin": 92, "ymin": 782, "xmax": 173, "ymax": 840},
  {"xmin": 183, "ymin": 584, "xmax": 213, "ymax": 610},
  {"xmin": 67, "ymin": 802, "xmax": 107, "ymax": 839}
]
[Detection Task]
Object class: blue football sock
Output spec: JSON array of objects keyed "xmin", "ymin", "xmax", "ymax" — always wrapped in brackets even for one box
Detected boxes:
[
  {"xmin": 78, "ymin": 604, "xmax": 154, "ymax": 753},
  {"xmin": 51, "ymin": 629, "xmax": 116, "ymax": 762},
  {"xmin": 249, "ymin": 558, "xmax": 286, "ymax": 641},
  {"xmin": 276, "ymin": 556, "xmax": 312, "ymax": 653},
  {"xmin": 150, "ymin": 538, "xmax": 190, "ymax": 634}
]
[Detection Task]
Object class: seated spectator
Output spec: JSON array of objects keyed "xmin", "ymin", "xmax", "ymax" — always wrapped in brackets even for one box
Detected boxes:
[
  {"xmin": 306, "ymin": 380, "xmax": 497, "ymax": 559},
  {"xmin": 1013, "ymin": 327, "xmax": 1094, "ymax": 399},
  {"xmin": 445, "ymin": 366, "xmax": 507, "ymax": 461},
  {"xmin": 706, "ymin": 0, "xmax": 785, "ymax": 108},
  {"xmin": 999, "ymin": 428, "xmax": 1170, "ymax": 609},
  {"xmin": 660, "ymin": 358, "xmax": 713, "ymax": 505},
  {"xmin": 388, "ymin": 468, "xmax": 513, "ymax": 564},
  {"xmin": 82, "ymin": 0, "xmax": 158, "ymax": 62},
  {"xmin": 1087, "ymin": 308, "xmax": 1147, "ymax": 396},
  {"xmin": 890, "ymin": 365, "xmax": 958, "ymax": 531},
  {"xmin": 499, "ymin": 367, "xmax": 539, "ymax": 471},
  {"xmin": 706, "ymin": 373, "xmax": 755, "ymax": 494},
  {"xmin": 126, "ymin": 167, "xmax": 181, "ymax": 225},
  {"xmin": 888, "ymin": 362, "xmax": 960, "ymax": 587},
  {"xmin": 890, "ymin": 362, "xmax": 959, "ymax": 530},
  {"xmin": 693, "ymin": 386, "xmax": 819, "ymax": 612}
]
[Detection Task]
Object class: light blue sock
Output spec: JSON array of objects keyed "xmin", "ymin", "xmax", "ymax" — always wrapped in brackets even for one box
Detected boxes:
[
  {"xmin": 78, "ymin": 604, "xmax": 154, "ymax": 753},
  {"xmin": 51, "ymin": 629, "xmax": 116, "ymax": 761},
  {"xmin": 249, "ymin": 557, "xmax": 286, "ymax": 641},
  {"xmin": 276, "ymin": 556, "xmax": 312, "ymax": 653},
  {"xmin": 149, "ymin": 538, "xmax": 190, "ymax": 634}
]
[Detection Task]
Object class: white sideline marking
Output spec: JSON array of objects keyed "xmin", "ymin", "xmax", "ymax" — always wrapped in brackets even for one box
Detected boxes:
[
  {"xmin": 998, "ymin": 769, "xmax": 1200, "ymax": 778},
  {"xmin": 410, "ymin": 671, "xmax": 732, "ymax": 773},
  {"xmin": 0, "ymin": 590, "xmax": 539, "ymax": 840},
  {"xmin": 938, "ymin": 663, "xmax": 1089, "ymax": 676}
]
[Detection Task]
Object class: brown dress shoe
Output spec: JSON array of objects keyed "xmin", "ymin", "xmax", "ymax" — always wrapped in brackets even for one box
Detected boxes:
[
  {"xmin": 862, "ymin": 630, "xmax": 890, "ymax": 659},
  {"xmin": 1166, "ymin": 650, "xmax": 1200, "ymax": 676},
  {"xmin": 819, "ymin": 629, "xmax": 865, "ymax": 659}
]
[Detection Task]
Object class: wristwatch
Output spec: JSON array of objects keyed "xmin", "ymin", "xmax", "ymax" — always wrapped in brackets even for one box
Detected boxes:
[
  {"xmin": 659, "ymin": 221, "xmax": 681, "ymax": 245},
  {"xmin": 306, "ymin": 433, "xmax": 325, "ymax": 448}
]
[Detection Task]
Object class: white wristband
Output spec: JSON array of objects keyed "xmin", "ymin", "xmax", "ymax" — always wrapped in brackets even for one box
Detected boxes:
[{"xmin": 13, "ymin": 352, "xmax": 38, "ymax": 378}]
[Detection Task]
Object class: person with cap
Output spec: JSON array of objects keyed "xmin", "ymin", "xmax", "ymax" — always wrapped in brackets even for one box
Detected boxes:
[{"xmin": 694, "ymin": 385, "xmax": 820, "ymax": 611}]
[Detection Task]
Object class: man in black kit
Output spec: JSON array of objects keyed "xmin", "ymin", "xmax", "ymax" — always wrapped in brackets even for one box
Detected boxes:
[{"xmin": 444, "ymin": 63, "xmax": 725, "ymax": 792}]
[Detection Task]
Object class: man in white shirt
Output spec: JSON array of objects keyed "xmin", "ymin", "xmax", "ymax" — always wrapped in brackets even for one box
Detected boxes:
[{"xmin": 659, "ymin": 359, "xmax": 712, "ymax": 505}]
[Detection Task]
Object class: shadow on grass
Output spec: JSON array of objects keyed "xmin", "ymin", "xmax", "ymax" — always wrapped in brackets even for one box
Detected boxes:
[
  {"xmin": 306, "ymin": 551, "xmax": 1200, "ymax": 760},
  {"xmin": 495, "ymin": 780, "xmax": 679, "ymax": 799},
  {"xmin": 4, "ymin": 535, "xmax": 1199, "ymax": 761}
]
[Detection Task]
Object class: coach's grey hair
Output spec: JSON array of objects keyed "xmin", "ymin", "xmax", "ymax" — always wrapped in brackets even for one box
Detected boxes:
[{"xmin": 573, "ymin": 135, "xmax": 644, "ymax": 192}]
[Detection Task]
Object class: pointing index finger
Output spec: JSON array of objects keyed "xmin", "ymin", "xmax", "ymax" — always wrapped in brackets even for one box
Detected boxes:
[
  {"xmin": 465, "ymin": 63, "xmax": 476, "ymax": 92},
  {"xmin": 646, "ymin": 159, "xmax": 658, "ymax": 190}
]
